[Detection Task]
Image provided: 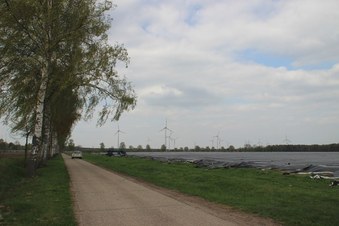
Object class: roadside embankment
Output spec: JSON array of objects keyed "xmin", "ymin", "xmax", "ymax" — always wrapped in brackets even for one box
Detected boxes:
[{"xmin": 0, "ymin": 155, "xmax": 76, "ymax": 225}]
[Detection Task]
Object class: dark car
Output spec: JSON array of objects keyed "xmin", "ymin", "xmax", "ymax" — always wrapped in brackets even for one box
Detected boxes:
[{"xmin": 106, "ymin": 149, "xmax": 127, "ymax": 157}]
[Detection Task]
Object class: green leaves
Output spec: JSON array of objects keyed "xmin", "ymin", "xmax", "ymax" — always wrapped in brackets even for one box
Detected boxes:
[{"xmin": 1, "ymin": 0, "xmax": 136, "ymax": 149}]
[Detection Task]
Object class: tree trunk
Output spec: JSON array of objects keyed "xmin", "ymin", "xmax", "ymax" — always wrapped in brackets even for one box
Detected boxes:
[
  {"xmin": 47, "ymin": 126, "xmax": 53, "ymax": 159},
  {"xmin": 29, "ymin": 62, "xmax": 48, "ymax": 172},
  {"xmin": 42, "ymin": 103, "xmax": 51, "ymax": 163},
  {"xmin": 24, "ymin": 131, "xmax": 29, "ymax": 168},
  {"xmin": 30, "ymin": 0, "xmax": 53, "ymax": 169},
  {"xmin": 51, "ymin": 132, "xmax": 59, "ymax": 157}
]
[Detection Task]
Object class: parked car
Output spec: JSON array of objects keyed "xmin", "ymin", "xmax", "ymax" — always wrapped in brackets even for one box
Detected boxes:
[
  {"xmin": 106, "ymin": 149, "xmax": 127, "ymax": 157},
  {"xmin": 72, "ymin": 151, "xmax": 82, "ymax": 159}
]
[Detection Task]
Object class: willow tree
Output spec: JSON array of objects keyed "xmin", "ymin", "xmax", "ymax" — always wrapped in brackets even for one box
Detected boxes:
[{"xmin": 0, "ymin": 0, "xmax": 136, "ymax": 168}]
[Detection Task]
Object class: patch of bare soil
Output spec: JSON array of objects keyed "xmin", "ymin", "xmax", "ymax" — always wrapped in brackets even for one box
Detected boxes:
[{"xmin": 0, "ymin": 152, "xmax": 25, "ymax": 158}]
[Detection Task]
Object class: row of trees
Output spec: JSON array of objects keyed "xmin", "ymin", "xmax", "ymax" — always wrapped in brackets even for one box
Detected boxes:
[
  {"xmin": 99, "ymin": 142, "xmax": 152, "ymax": 151},
  {"xmin": 238, "ymin": 144, "xmax": 339, "ymax": 152},
  {"xmin": 0, "ymin": 138, "xmax": 25, "ymax": 150},
  {"xmin": 95, "ymin": 143, "xmax": 339, "ymax": 152},
  {"xmin": 0, "ymin": 0, "xmax": 136, "ymax": 172}
]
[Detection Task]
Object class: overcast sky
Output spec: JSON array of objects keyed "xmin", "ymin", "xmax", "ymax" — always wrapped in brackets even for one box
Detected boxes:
[{"xmin": 1, "ymin": 0, "xmax": 339, "ymax": 149}]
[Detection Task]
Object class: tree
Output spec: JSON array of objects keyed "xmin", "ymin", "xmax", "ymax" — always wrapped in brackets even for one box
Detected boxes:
[
  {"xmin": 0, "ymin": 0, "xmax": 136, "ymax": 169},
  {"xmin": 119, "ymin": 142, "xmax": 126, "ymax": 150},
  {"xmin": 100, "ymin": 142, "xmax": 105, "ymax": 151},
  {"xmin": 228, "ymin": 145, "xmax": 235, "ymax": 151},
  {"xmin": 145, "ymin": 144, "xmax": 151, "ymax": 151},
  {"xmin": 0, "ymin": 139, "xmax": 7, "ymax": 150},
  {"xmin": 50, "ymin": 86, "xmax": 82, "ymax": 155},
  {"xmin": 67, "ymin": 139, "xmax": 75, "ymax": 152},
  {"xmin": 244, "ymin": 143, "xmax": 252, "ymax": 149},
  {"xmin": 160, "ymin": 144, "xmax": 166, "ymax": 151}
]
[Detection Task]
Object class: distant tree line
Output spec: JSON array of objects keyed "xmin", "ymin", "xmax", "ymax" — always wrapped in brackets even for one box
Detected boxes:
[
  {"xmin": 127, "ymin": 144, "xmax": 339, "ymax": 152},
  {"xmin": 74, "ymin": 143, "xmax": 339, "ymax": 153},
  {"xmin": 0, "ymin": 138, "xmax": 27, "ymax": 151},
  {"xmin": 237, "ymin": 144, "xmax": 339, "ymax": 152}
]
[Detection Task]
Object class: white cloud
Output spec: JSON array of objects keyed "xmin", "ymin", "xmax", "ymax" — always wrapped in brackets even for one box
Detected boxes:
[{"xmin": 2, "ymin": 0, "xmax": 339, "ymax": 148}]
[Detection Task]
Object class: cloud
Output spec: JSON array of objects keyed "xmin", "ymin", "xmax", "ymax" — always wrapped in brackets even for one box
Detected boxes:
[
  {"xmin": 2, "ymin": 0, "xmax": 339, "ymax": 148},
  {"xmin": 140, "ymin": 84, "xmax": 221, "ymax": 108},
  {"xmin": 112, "ymin": 0, "xmax": 339, "ymax": 68}
]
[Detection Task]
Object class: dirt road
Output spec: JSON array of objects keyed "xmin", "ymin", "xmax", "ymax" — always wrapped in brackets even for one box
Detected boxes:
[{"xmin": 63, "ymin": 154, "xmax": 279, "ymax": 226}]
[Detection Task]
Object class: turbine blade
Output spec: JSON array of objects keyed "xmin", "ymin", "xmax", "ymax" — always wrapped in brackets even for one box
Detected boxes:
[{"xmin": 160, "ymin": 127, "xmax": 166, "ymax": 131}]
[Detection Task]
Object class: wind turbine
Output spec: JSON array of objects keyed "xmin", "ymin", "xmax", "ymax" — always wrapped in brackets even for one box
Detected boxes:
[
  {"xmin": 146, "ymin": 137, "xmax": 151, "ymax": 145},
  {"xmin": 210, "ymin": 138, "xmax": 214, "ymax": 148},
  {"xmin": 214, "ymin": 132, "xmax": 221, "ymax": 149},
  {"xmin": 168, "ymin": 131, "xmax": 178, "ymax": 150},
  {"xmin": 168, "ymin": 131, "xmax": 174, "ymax": 150},
  {"xmin": 172, "ymin": 137, "xmax": 179, "ymax": 149},
  {"xmin": 257, "ymin": 139, "xmax": 263, "ymax": 147},
  {"xmin": 218, "ymin": 138, "xmax": 224, "ymax": 149},
  {"xmin": 283, "ymin": 135, "xmax": 291, "ymax": 145},
  {"xmin": 160, "ymin": 120, "xmax": 172, "ymax": 150},
  {"xmin": 115, "ymin": 124, "xmax": 125, "ymax": 148}
]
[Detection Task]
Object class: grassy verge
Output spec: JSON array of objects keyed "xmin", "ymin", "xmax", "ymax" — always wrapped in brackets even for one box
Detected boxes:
[
  {"xmin": 85, "ymin": 154, "xmax": 339, "ymax": 226},
  {"xmin": 0, "ymin": 155, "xmax": 76, "ymax": 226}
]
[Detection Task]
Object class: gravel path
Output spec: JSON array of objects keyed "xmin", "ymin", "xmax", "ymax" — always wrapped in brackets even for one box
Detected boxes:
[{"xmin": 63, "ymin": 154, "xmax": 279, "ymax": 226}]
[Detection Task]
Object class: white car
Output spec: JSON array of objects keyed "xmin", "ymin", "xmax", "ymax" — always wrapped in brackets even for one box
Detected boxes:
[{"xmin": 71, "ymin": 151, "xmax": 82, "ymax": 159}]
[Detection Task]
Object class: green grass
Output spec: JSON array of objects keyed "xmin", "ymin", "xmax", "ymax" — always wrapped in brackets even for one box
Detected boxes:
[
  {"xmin": 0, "ymin": 158, "xmax": 25, "ymax": 201},
  {"xmin": 85, "ymin": 154, "xmax": 339, "ymax": 226},
  {"xmin": 0, "ymin": 155, "xmax": 76, "ymax": 226}
]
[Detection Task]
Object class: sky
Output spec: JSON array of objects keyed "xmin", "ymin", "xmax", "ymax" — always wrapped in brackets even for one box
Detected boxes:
[{"xmin": 1, "ymin": 0, "xmax": 339, "ymax": 149}]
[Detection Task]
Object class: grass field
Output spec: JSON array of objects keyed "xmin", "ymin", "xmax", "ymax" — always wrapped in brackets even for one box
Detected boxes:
[
  {"xmin": 85, "ymin": 154, "xmax": 339, "ymax": 226},
  {"xmin": 0, "ymin": 155, "xmax": 76, "ymax": 226}
]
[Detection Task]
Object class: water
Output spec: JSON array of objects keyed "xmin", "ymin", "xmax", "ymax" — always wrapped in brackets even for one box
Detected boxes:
[{"xmin": 130, "ymin": 152, "xmax": 339, "ymax": 176}]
